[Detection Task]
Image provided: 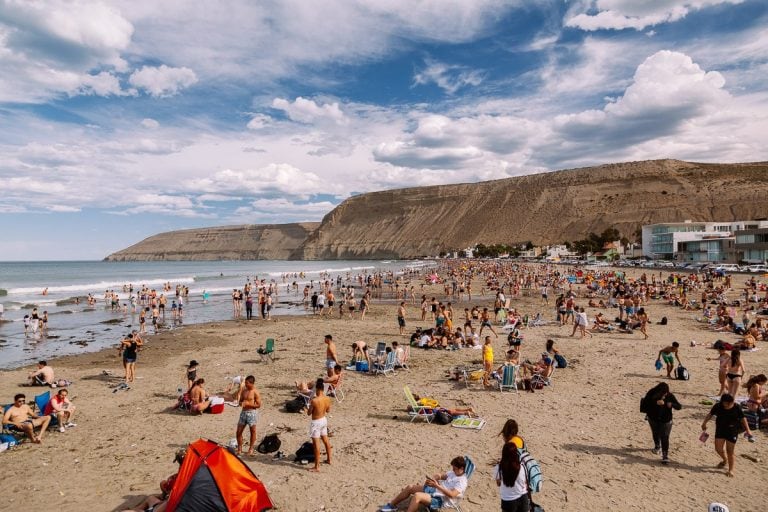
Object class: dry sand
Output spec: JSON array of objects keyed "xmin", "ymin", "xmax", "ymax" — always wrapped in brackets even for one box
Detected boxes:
[{"xmin": 1, "ymin": 270, "xmax": 766, "ymax": 512}]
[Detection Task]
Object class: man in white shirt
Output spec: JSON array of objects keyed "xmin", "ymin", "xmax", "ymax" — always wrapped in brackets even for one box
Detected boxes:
[{"xmin": 379, "ymin": 456, "xmax": 469, "ymax": 512}]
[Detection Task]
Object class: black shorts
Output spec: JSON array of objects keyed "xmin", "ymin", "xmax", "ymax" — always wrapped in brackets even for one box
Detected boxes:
[
  {"xmin": 397, "ymin": 316, "xmax": 405, "ymax": 327},
  {"xmin": 715, "ymin": 428, "xmax": 739, "ymax": 444}
]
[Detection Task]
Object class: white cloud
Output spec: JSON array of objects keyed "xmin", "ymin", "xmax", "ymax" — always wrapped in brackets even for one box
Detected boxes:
[
  {"xmin": 128, "ymin": 65, "xmax": 197, "ymax": 97},
  {"xmin": 79, "ymin": 71, "xmax": 124, "ymax": 96},
  {"xmin": 141, "ymin": 118, "xmax": 159, "ymax": 129},
  {"xmin": 271, "ymin": 97, "xmax": 347, "ymax": 125},
  {"xmin": 246, "ymin": 114, "xmax": 273, "ymax": 130},
  {"xmin": 413, "ymin": 59, "xmax": 484, "ymax": 94},
  {"xmin": 191, "ymin": 163, "xmax": 327, "ymax": 198},
  {"xmin": 566, "ymin": 0, "xmax": 744, "ymax": 31}
]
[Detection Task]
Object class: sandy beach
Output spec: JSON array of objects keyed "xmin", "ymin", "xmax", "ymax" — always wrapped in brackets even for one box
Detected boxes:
[{"xmin": 1, "ymin": 268, "xmax": 766, "ymax": 512}]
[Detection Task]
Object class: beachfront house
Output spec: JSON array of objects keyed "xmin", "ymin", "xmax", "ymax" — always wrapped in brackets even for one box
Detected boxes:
[
  {"xmin": 641, "ymin": 220, "xmax": 768, "ymax": 262},
  {"xmin": 735, "ymin": 226, "xmax": 768, "ymax": 264}
]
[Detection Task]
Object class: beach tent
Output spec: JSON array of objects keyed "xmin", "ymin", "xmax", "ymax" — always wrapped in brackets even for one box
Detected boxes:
[{"xmin": 165, "ymin": 438, "xmax": 274, "ymax": 512}]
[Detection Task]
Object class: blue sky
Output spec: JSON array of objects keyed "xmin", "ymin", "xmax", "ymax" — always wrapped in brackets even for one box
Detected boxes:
[{"xmin": 0, "ymin": 0, "xmax": 767, "ymax": 260}]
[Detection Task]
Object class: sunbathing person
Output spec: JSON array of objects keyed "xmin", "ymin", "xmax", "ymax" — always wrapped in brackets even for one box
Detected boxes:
[
  {"xmin": 121, "ymin": 449, "xmax": 185, "ymax": 512},
  {"xmin": 189, "ymin": 378, "xmax": 211, "ymax": 414},
  {"xmin": 378, "ymin": 456, "xmax": 469, "ymax": 512},
  {"xmin": 744, "ymin": 374, "xmax": 767, "ymax": 412},
  {"xmin": 2, "ymin": 393, "xmax": 51, "ymax": 443},
  {"xmin": 296, "ymin": 366, "xmax": 342, "ymax": 395},
  {"xmin": 28, "ymin": 360, "xmax": 54, "ymax": 386},
  {"xmin": 520, "ymin": 353, "xmax": 554, "ymax": 380}
]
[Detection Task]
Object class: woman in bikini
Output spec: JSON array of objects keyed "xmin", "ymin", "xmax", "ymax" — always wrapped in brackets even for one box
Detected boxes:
[
  {"xmin": 725, "ymin": 349, "xmax": 745, "ymax": 398},
  {"xmin": 743, "ymin": 374, "xmax": 767, "ymax": 412},
  {"xmin": 707, "ymin": 346, "xmax": 730, "ymax": 396}
]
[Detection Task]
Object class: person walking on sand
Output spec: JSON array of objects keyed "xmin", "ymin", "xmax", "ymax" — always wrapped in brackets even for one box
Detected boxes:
[
  {"xmin": 397, "ymin": 302, "xmax": 407, "ymax": 335},
  {"xmin": 307, "ymin": 378, "xmax": 332, "ymax": 472},
  {"xmin": 324, "ymin": 334, "xmax": 338, "ymax": 377},
  {"xmin": 701, "ymin": 393, "xmax": 754, "ymax": 477},
  {"xmin": 641, "ymin": 382, "xmax": 682, "ymax": 464},
  {"xmin": 725, "ymin": 350, "xmax": 745, "ymax": 398},
  {"xmin": 479, "ymin": 308, "xmax": 498, "ymax": 338},
  {"xmin": 482, "ymin": 336, "xmax": 494, "ymax": 388},
  {"xmin": 236, "ymin": 375, "xmax": 262, "ymax": 456},
  {"xmin": 638, "ymin": 307, "xmax": 650, "ymax": 340},
  {"xmin": 119, "ymin": 333, "xmax": 142, "ymax": 383},
  {"xmin": 657, "ymin": 342, "xmax": 683, "ymax": 379},
  {"xmin": 495, "ymin": 442, "xmax": 530, "ymax": 512},
  {"xmin": 708, "ymin": 345, "xmax": 730, "ymax": 396}
]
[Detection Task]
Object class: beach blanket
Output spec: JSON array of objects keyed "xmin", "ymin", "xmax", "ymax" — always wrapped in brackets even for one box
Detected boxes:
[
  {"xmin": 451, "ymin": 417, "xmax": 486, "ymax": 430},
  {"xmin": 707, "ymin": 396, "xmax": 749, "ymax": 405}
]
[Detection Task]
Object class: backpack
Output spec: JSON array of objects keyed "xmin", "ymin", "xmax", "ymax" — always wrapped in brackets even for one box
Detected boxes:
[
  {"xmin": 285, "ymin": 397, "xmax": 305, "ymax": 413},
  {"xmin": 294, "ymin": 441, "xmax": 315, "ymax": 463},
  {"xmin": 518, "ymin": 448, "xmax": 543, "ymax": 493},
  {"xmin": 257, "ymin": 433, "xmax": 281, "ymax": 454},
  {"xmin": 675, "ymin": 366, "xmax": 689, "ymax": 381},
  {"xmin": 553, "ymin": 354, "xmax": 567, "ymax": 369},
  {"xmin": 640, "ymin": 395, "xmax": 649, "ymax": 414},
  {"xmin": 434, "ymin": 409, "xmax": 453, "ymax": 425}
]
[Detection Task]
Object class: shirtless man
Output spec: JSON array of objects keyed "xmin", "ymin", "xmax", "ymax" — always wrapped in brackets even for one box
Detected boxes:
[
  {"xmin": 397, "ymin": 302, "xmax": 407, "ymax": 335},
  {"xmin": 324, "ymin": 334, "xmax": 338, "ymax": 378},
  {"xmin": 236, "ymin": 375, "xmax": 262, "ymax": 456},
  {"xmin": 2, "ymin": 393, "xmax": 51, "ymax": 443},
  {"xmin": 657, "ymin": 342, "xmax": 683, "ymax": 379},
  {"xmin": 28, "ymin": 360, "xmax": 54, "ymax": 386},
  {"xmin": 307, "ymin": 378, "xmax": 332, "ymax": 472}
]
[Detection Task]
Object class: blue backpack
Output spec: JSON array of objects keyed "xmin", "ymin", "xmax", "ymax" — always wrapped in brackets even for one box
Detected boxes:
[
  {"xmin": 0, "ymin": 434, "xmax": 19, "ymax": 447},
  {"xmin": 518, "ymin": 448, "xmax": 543, "ymax": 493}
]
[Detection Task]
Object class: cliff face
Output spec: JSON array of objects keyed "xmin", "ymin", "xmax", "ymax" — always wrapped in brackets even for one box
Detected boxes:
[
  {"xmin": 105, "ymin": 223, "xmax": 320, "ymax": 261},
  {"xmin": 296, "ymin": 159, "xmax": 768, "ymax": 259},
  {"xmin": 106, "ymin": 160, "xmax": 768, "ymax": 261}
]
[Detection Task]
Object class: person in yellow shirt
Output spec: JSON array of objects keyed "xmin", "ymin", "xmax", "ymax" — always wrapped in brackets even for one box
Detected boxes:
[
  {"xmin": 482, "ymin": 336, "xmax": 494, "ymax": 387},
  {"xmin": 499, "ymin": 418, "xmax": 525, "ymax": 449}
]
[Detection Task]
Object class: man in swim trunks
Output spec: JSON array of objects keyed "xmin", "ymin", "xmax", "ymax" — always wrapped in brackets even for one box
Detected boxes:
[
  {"xmin": 657, "ymin": 342, "xmax": 682, "ymax": 379},
  {"xmin": 236, "ymin": 375, "xmax": 262, "ymax": 456},
  {"xmin": 324, "ymin": 334, "xmax": 338, "ymax": 377},
  {"xmin": 308, "ymin": 378, "xmax": 332, "ymax": 472},
  {"xmin": 28, "ymin": 360, "xmax": 55, "ymax": 386},
  {"xmin": 2, "ymin": 393, "xmax": 51, "ymax": 443},
  {"xmin": 397, "ymin": 302, "xmax": 407, "ymax": 335}
]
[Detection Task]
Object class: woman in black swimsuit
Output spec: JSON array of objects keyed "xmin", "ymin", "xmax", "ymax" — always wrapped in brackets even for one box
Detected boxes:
[{"xmin": 725, "ymin": 349, "xmax": 745, "ymax": 397}]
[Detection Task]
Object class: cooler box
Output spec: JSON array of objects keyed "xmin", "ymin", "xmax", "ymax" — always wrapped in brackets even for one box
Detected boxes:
[
  {"xmin": 209, "ymin": 403, "xmax": 225, "ymax": 414},
  {"xmin": 355, "ymin": 361, "xmax": 369, "ymax": 372}
]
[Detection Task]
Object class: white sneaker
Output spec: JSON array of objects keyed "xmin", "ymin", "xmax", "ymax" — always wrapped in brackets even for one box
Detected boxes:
[
  {"xmin": 65, "ymin": 422, "xmax": 77, "ymax": 428},
  {"xmin": 59, "ymin": 426, "xmax": 66, "ymax": 433},
  {"xmin": 380, "ymin": 505, "xmax": 396, "ymax": 512}
]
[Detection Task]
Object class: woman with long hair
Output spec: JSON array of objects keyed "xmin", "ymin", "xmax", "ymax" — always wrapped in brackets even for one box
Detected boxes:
[
  {"xmin": 495, "ymin": 442, "xmax": 529, "ymax": 511},
  {"xmin": 725, "ymin": 349, "xmax": 745, "ymax": 397},
  {"xmin": 499, "ymin": 419, "xmax": 525, "ymax": 449},
  {"xmin": 743, "ymin": 374, "xmax": 767, "ymax": 412},
  {"xmin": 642, "ymin": 382, "xmax": 682, "ymax": 464}
]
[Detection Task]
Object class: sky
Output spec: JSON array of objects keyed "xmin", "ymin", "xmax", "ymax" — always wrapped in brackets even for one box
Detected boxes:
[{"xmin": 1, "ymin": 0, "xmax": 767, "ymax": 260}]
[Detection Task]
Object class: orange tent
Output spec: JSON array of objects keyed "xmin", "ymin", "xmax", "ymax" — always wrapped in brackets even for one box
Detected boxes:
[{"xmin": 165, "ymin": 439, "xmax": 274, "ymax": 512}]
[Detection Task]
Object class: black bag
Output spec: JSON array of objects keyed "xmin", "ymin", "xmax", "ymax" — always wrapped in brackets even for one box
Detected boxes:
[
  {"xmin": 285, "ymin": 397, "xmax": 305, "ymax": 413},
  {"xmin": 257, "ymin": 433, "xmax": 281, "ymax": 454},
  {"xmin": 658, "ymin": 316, "xmax": 668, "ymax": 325},
  {"xmin": 675, "ymin": 365, "xmax": 690, "ymax": 381},
  {"xmin": 294, "ymin": 441, "xmax": 315, "ymax": 463},
  {"xmin": 434, "ymin": 409, "xmax": 453, "ymax": 425},
  {"xmin": 640, "ymin": 395, "xmax": 649, "ymax": 414}
]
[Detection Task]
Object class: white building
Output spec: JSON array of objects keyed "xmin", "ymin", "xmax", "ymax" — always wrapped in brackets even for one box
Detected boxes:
[{"xmin": 642, "ymin": 220, "xmax": 768, "ymax": 261}]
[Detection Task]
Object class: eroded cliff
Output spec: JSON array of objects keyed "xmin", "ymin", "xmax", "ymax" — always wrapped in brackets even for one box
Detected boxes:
[{"xmin": 106, "ymin": 160, "xmax": 768, "ymax": 261}]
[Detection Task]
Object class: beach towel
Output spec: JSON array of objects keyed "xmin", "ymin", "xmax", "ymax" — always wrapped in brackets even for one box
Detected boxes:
[{"xmin": 450, "ymin": 417, "xmax": 486, "ymax": 430}]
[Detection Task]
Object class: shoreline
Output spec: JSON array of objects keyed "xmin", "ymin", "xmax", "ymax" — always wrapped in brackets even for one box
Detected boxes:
[{"xmin": 1, "ymin": 267, "xmax": 766, "ymax": 512}]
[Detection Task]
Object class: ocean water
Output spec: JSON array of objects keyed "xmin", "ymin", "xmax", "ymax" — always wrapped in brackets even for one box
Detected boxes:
[{"xmin": 0, "ymin": 260, "xmax": 430, "ymax": 369}]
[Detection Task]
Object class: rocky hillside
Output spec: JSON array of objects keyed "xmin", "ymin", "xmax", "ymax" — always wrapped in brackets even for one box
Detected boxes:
[
  {"xmin": 106, "ymin": 160, "xmax": 768, "ymax": 260},
  {"xmin": 105, "ymin": 223, "xmax": 319, "ymax": 261}
]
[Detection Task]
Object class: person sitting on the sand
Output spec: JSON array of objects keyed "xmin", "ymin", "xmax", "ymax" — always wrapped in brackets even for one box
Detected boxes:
[
  {"xmin": 28, "ymin": 360, "xmax": 54, "ymax": 386},
  {"xmin": 520, "ymin": 353, "xmax": 554, "ymax": 380},
  {"xmin": 189, "ymin": 378, "xmax": 211, "ymax": 414},
  {"xmin": 45, "ymin": 388, "xmax": 76, "ymax": 433},
  {"xmin": 121, "ymin": 449, "xmax": 186, "ymax": 511},
  {"xmin": 378, "ymin": 456, "xmax": 468, "ymax": 512},
  {"xmin": 744, "ymin": 374, "xmax": 767, "ymax": 412},
  {"xmin": 2, "ymin": 393, "xmax": 51, "ymax": 444},
  {"xmin": 296, "ymin": 366, "xmax": 343, "ymax": 395}
]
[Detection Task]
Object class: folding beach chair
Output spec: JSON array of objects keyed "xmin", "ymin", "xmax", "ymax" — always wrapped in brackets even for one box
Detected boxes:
[
  {"xmin": 531, "ymin": 365, "xmax": 555, "ymax": 388},
  {"xmin": 497, "ymin": 364, "xmax": 519, "ymax": 393},
  {"xmin": 257, "ymin": 338, "xmax": 275, "ymax": 362},
  {"xmin": 324, "ymin": 371, "xmax": 345, "ymax": 403},
  {"xmin": 528, "ymin": 313, "xmax": 546, "ymax": 327},
  {"xmin": 431, "ymin": 454, "xmax": 475, "ymax": 511},
  {"xmin": 374, "ymin": 351, "xmax": 396, "ymax": 376},
  {"xmin": 396, "ymin": 345, "xmax": 410, "ymax": 370},
  {"xmin": 403, "ymin": 386, "xmax": 434, "ymax": 423}
]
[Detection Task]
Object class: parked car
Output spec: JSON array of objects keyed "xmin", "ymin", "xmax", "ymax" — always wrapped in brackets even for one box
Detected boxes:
[
  {"xmin": 715, "ymin": 264, "xmax": 742, "ymax": 273},
  {"xmin": 747, "ymin": 264, "xmax": 768, "ymax": 273}
]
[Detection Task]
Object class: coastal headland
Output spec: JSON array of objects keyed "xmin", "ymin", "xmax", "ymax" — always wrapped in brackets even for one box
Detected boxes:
[{"xmin": 106, "ymin": 159, "xmax": 768, "ymax": 262}]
